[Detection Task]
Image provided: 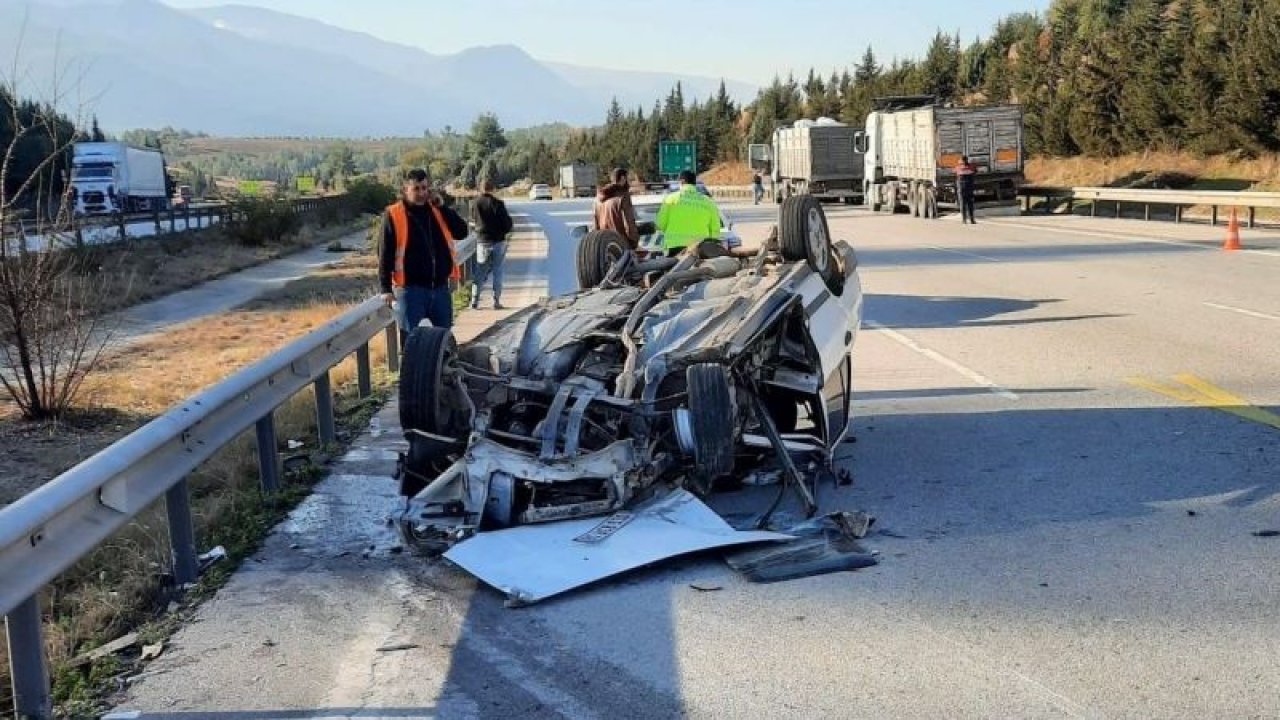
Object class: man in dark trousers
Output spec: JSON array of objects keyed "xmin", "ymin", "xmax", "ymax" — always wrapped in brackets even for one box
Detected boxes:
[
  {"xmin": 956, "ymin": 156, "xmax": 978, "ymax": 224},
  {"xmin": 379, "ymin": 168, "xmax": 470, "ymax": 335},
  {"xmin": 469, "ymin": 180, "xmax": 514, "ymax": 309}
]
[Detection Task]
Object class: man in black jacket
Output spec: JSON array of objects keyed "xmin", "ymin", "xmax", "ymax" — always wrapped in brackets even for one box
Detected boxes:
[
  {"xmin": 468, "ymin": 180, "xmax": 514, "ymax": 309},
  {"xmin": 379, "ymin": 168, "xmax": 470, "ymax": 332}
]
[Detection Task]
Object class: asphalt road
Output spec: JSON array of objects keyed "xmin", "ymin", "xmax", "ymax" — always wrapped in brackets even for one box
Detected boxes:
[{"xmin": 112, "ymin": 201, "xmax": 1280, "ymax": 719}]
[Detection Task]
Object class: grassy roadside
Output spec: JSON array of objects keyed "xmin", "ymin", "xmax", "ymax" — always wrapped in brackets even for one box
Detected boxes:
[
  {"xmin": 82, "ymin": 215, "xmax": 368, "ymax": 320},
  {"xmin": 0, "ymin": 245, "xmax": 397, "ymax": 718}
]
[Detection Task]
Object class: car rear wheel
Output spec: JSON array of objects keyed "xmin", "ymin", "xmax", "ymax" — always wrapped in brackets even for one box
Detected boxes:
[
  {"xmin": 779, "ymin": 195, "xmax": 842, "ymax": 294},
  {"xmin": 400, "ymin": 326, "xmax": 464, "ymax": 436},
  {"xmin": 576, "ymin": 229, "xmax": 627, "ymax": 289},
  {"xmin": 684, "ymin": 364, "xmax": 736, "ymax": 495}
]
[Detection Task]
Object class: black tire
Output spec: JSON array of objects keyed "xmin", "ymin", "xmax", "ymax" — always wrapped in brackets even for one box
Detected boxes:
[
  {"xmin": 686, "ymin": 364, "xmax": 735, "ymax": 493},
  {"xmin": 910, "ymin": 184, "xmax": 921, "ymax": 218},
  {"xmin": 779, "ymin": 195, "xmax": 840, "ymax": 292},
  {"xmin": 400, "ymin": 326, "xmax": 460, "ymax": 435},
  {"xmin": 576, "ymin": 229, "xmax": 627, "ymax": 290}
]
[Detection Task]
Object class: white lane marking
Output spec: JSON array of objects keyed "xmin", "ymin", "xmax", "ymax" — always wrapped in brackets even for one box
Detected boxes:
[
  {"xmin": 866, "ymin": 322, "xmax": 1019, "ymax": 400},
  {"xmin": 989, "ymin": 219, "xmax": 1280, "ymax": 259},
  {"xmin": 927, "ymin": 245, "xmax": 1003, "ymax": 262},
  {"xmin": 1203, "ymin": 302, "xmax": 1280, "ymax": 322}
]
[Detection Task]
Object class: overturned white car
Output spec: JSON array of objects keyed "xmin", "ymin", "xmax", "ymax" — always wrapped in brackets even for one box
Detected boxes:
[{"xmin": 395, "ymin": 196, "xmax": 863, "ymax": 562}]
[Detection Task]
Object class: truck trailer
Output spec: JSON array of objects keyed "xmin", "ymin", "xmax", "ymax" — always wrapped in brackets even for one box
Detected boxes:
[
  {"xmin": 860, "ymin": 98, "xmax": 1024, "ymax": 218},
  {"xmin": 559, "ymin": 162, "xmax": 598, "ymax": 199},
  {"xmin": 770, "ymin": 118, "xmax": 865, "ymax": 204},
  {"xmin": 71, "ymin": 142, "xmax": 169, "ymax": 215}
]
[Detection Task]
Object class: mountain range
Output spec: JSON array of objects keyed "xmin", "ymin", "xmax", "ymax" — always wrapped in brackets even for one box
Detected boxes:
[{"xmin": 0, "ymin": 0, "xmax": 757, "ymax": 136}]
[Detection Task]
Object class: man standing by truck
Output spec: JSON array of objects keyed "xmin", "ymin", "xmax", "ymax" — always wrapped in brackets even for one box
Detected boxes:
[
  {"xmin": 593, "ymin": 167, "xmax": 639, "ymax": 248},
  {"xmin": 380, "ymin": 168, "xmax": 470, "ymax": 334},
  {"xmin": 469, "ymin": 180, "xmax": 514, "ymax": 310},
  {"xmin": 656, "ymin": 170, "xmax": 721, "ymax": 255},
  {"xmin": 956, "ymin": 156, "xmax": 978, "ymax": 224}
]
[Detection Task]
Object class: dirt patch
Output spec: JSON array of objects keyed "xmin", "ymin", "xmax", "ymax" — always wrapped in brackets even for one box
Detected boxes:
[{"xmin": 701, "ymin": 162, "xmax": 755, "ymax": 185}]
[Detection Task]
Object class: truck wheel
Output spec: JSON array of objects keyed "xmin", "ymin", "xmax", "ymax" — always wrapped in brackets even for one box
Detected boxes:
[
  {"xmin": 400, "ymin": 326, "xmax": 464, "ymax": 436},
  {"xmin": 685, "ymin": 364, "xmax": 735, "ymax": 495},
  {"xmin": 925, "ymin": 186, "xmax": 939, "ymax": 219},
  {"xmin": 884, "ymin": 181, "xmax": 900, "ymax": 214},
  {"xmin": 779, "ymin": 195, "xmax": 842, "ymax": 294},
  {"xmin": 910, "ymin": 184, "xmax": 921, "ymax": 218},
  {"xmin": 576, "ymin": 229, "xmax": 627, "ymax": 289}
]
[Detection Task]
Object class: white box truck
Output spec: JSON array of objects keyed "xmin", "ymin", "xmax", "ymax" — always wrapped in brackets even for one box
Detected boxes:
[
  {"xmin": 860, "ymin": 98, "xmax": 1024, "ymax": 218},
  {"xmin": 71, "ymin": 142, "xmax": 169, "ymax": 215}
]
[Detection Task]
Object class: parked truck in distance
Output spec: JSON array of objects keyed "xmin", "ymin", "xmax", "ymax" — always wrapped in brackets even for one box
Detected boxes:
[
  {"xmin": 559, "ymin": 161, "xmax": 598, "ymax": 199},
  {"xmin": 769, "ymin": 118, "xmax": 865, "ymax": 204},
  {"xmin": 71, "ymin": 142, "xmax": 169, "ymax": 215},
  {"xmin": 860, "ymin": 97, "xmax": 1025, "ymax": 218}
]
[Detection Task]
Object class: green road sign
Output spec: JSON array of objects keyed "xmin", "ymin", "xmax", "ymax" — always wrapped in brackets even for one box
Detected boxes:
[
  {"xmin": 658, "ymin": 141, "xmax": 697, "ymax": 176},
  {"xmin": 296, "ymin": 175, "xmax": 316, "ymax": 193},
  {"xmin": 238, "ymin": 180, "xmax": 264, "ymax": 196}
]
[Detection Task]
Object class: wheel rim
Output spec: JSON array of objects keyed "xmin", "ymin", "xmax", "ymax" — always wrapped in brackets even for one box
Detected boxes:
[{"xmin": 806, "ymin": 206, "xmax": 829, "ymax": 272}]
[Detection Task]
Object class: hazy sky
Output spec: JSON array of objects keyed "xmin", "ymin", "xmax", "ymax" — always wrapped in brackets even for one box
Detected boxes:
[{"xmin": 158, "ymin": 0, "xmax": 1052, "ymax": 85}]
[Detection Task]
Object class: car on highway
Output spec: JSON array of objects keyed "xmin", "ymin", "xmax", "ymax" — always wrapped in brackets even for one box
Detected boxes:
[
  {"xmin": 394, "ymin": 196, "xmax": 862, "ymax": 565},
  {"xmin": 528, "ymin": 183, "xmax": 553, "ymax": 201}
]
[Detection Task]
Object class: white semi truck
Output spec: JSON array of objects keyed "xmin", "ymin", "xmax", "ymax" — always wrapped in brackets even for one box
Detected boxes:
[
  {"xmin": 860, "ymin": 97, "xmax": 1025, "ymax": 218},
  {"xmin": 71, "ymin": 142, "xmax": 169, "ymax": 215}
]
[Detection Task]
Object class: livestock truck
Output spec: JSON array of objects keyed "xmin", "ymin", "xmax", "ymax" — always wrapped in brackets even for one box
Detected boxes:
[
  {"xmin": 768, "ymin": 118, "xmax": 865, "ymax": 204},
  {"xmin": 559, "ymin": 161, "xmax": 598, "ymax": 199},
  {"xmin": 860, "ymin": 98, "xmax": 1024, "ymax": 218},
  {"xmin": 70, "ymin": 142, "xmax": 169, "ymax": 215}
]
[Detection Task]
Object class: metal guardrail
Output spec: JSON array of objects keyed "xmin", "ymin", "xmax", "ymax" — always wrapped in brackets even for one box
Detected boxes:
[
  {"xmin": 1018, "ymin": 186, "xmax": 1280, "ymax": 227},
  {"xmin": 1, "ymin": 232, "xmax": 476, "ymax": 719}
]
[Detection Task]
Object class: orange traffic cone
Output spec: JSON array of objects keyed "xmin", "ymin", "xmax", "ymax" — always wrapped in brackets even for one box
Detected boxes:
[{"xmin": 1223, "ymin": 208, "xmax": 1243, "ymax": 251}]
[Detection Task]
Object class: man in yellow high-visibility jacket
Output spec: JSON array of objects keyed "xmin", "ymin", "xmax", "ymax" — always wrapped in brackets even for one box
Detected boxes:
[{"xmin": 656, "ymin": 170, "xmax": 721, "ymax": 254}]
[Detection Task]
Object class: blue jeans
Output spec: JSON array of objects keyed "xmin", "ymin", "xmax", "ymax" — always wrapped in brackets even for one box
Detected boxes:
[
  {"xmin": 394, "ymin": 285, "xmax": 453, "ymax": 331},
  {"xmin": 470, "ymin": 241, "xmax": 507, "ymax": 306}
]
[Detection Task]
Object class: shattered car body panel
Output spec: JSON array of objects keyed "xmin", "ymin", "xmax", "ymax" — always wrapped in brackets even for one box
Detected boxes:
[{"xmin": 396, "ymin": 199, "xmax": 864, "ymax": 582}]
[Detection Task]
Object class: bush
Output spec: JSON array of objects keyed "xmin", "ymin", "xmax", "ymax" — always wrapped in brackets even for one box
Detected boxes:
[
  {"xmin": 345, "ymin": 176, "xmax": 397, "ymax": 215},
  {"xmin": 227, "ymin": 196, "xmax": 301, "ymax": 246}
]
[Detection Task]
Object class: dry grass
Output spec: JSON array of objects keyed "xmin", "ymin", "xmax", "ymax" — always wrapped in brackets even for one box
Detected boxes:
[
  {"xmin": 80, "ymin": 218, "xmax": 365, "ymax": 319},
  {"xmin": 0, "ymin": 246, "xmax": 392, "ymax": 716},
  {"xmin": 1027, "ymin": 152, "xmax": 1280, "ymax": 191}
]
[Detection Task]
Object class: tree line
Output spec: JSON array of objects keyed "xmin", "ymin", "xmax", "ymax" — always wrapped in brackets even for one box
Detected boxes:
[{"xmin": 7, "ymin": 0, "xmax": 1280, "ymax": 200}]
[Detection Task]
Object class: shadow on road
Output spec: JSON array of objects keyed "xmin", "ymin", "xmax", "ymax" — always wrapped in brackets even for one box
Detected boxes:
[{"xmin": 864, "ymin": 293, "xmax": 1125, "ymax": 330}]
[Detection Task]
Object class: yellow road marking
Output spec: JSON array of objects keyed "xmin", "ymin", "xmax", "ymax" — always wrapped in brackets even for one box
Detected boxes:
[{"xmin": 1128, "ymin": 374, "xmax": 1280, "ymax": 431}]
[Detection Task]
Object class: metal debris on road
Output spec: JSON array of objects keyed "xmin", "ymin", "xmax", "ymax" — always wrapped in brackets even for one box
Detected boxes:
[
  {"xmin": 726, "ymin": 511, "xmax": 879, "ymax": 584},
  {"xmin": 375, "ymin": 643, "xmax": 420, "ymax": 653}
]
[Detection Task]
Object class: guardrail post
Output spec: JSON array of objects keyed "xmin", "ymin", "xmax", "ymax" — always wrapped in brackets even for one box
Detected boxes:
[
  {"xmin": 165, "ymin": 479, "xmax": 199, "ymax": 586},
  {"xmin": 385, "ymin": 325, "xmax": 400, "ymax": 373},
  {"xmin": 1211, "ymin": 206, "xmax": 1219, "ymax": 226},
  {"xmin": 255, "ymin": 413, "xmax": 281, "ymax": 492},
  {"xmin": 1114, "ymin": 201, "xmax": 1121, "ymax": 219},
  {"xmin": 314, "ymin": 371, "xmax": 336, "ymax": 446},
  {"xmin": 356, "ymin": 343, "xmax": 372, "ymax": 399},
  {"xmin": 1175, "ymin": 206, "xmax": 1183, "ymax": 223},
  {"xmin": 1089, "ymin": 201, "xmax": 1096, "ymax": 218},
  {"xmin": 1144, "ymin": 204, "xmax": 1151, "ymax": 222},
  {"xmin": 1248, "ymin": 207, "xmax": 1256, "ymax": 229},
  {"xmin": 153, "ymin": 209, "xmax": 162, "ymax": 235},
  {"xmin": 6, "ymin": 595, "xmax": 52, "ymax": 720},
  {"xmin": 1066, "ymin": 198, "xmax": 1074, "ymax": 215}
]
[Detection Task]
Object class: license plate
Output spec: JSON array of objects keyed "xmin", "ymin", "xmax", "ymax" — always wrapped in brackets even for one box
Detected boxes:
[{"xmin": 573, "ymin": 511, "xmax": 637, "ymax": 544}]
